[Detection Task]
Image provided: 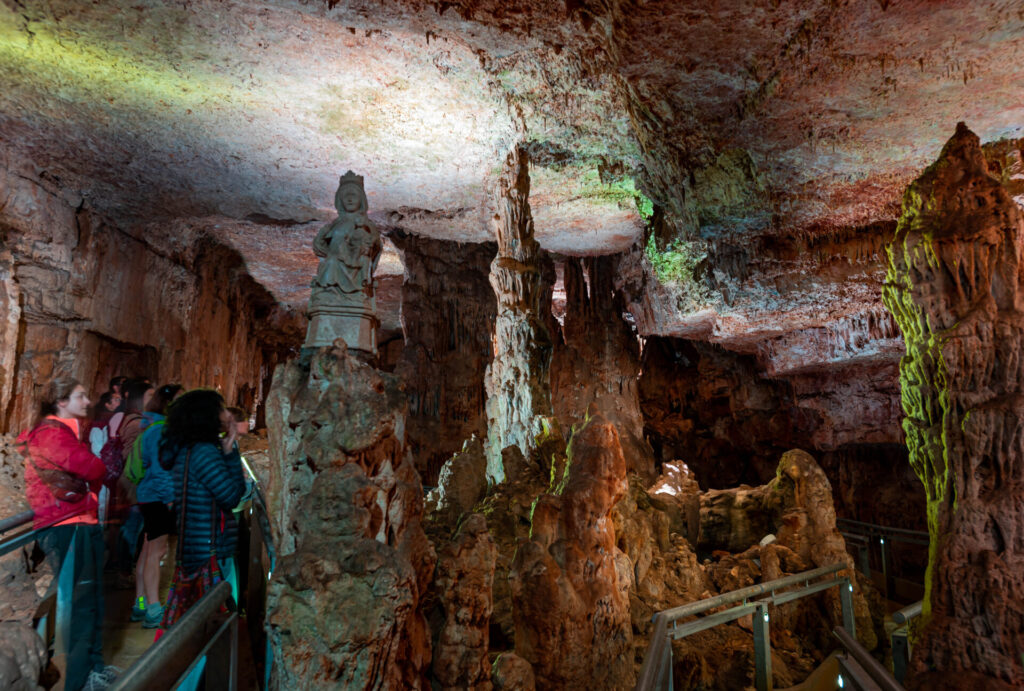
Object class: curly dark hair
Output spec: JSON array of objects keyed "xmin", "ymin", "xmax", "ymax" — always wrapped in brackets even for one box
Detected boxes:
[{"xmin": 158, "ymin": 388, "xmax": 225, "ymax": 470}]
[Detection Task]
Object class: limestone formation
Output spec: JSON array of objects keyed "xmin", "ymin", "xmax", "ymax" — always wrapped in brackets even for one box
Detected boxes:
[
  {"xmin": 882, "ymin": 123, "xmax": 1024, "ymax": 689},
  {"xmin": 551, "ymin": 256, "xmax": 655, "ymax": 479},
  {"xmin": 432, "ymin": 513, "xmax": 496, "ymax": 690},
  {"xmin": 0, "ymin": 623, "xmax": 46, "ymax": 691},
  {"xmin": 0, "ymin": 152, "xmax": 298, "ymax": 435},
  {"xmin": 305, "ymin": 171, "xmax": 382, "ymax": 353},
  {"xmin": 265, "ymin": 344, "xmax": 435, "ymax": 689},
  {"xmin": 484, "ymin": 145, "xmax": 555, "ymax": 482},
  {"xmin": 508, "ymin": 412, "xmax": 634, "ymax": 689},
  {"xmin": 697, "ymin": 449, "xmax": 876, "ymax": 651},
  {"xmin": 490, "ymin": 653, "xmax": 536, "ymax": 691},
  {"xmin": 390, "ymin": 230, "xmax": 497, "ymax": 482},
  {"xmin": 427, "ymin": 436, "xmax": 489, "ymax": 519}
]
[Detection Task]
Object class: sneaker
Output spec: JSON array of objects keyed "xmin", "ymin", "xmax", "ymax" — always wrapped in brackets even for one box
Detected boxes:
[
  {"xmin": 142, "ymin": 602, "xmax": 164, "ymax": 629},
  {"xmin": 83, "ymin": 670, "xmax": 111, "ymax": 691},
  {"xmin": 97, "ymin": 665, "xmax": 121, "ymax": 683},
  {"xmin": 130, "ymin": 596, "xmax": 146, "ymax": 622}
]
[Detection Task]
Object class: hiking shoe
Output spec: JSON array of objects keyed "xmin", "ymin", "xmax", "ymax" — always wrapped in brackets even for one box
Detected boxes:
[
  {"xmin": 142, "ymin": 602, "xmax": 164, "ymax": 629},
  {"xmin": 83, "ymin": 670, "xmax": 111, "ymax": 691},
  {"xmin": 97, "ymin": 665, "xmax": 121, "ymax": 684},
  {"xmin": 130, "ymin": 596, "xmax": 146, "ymax": 622}
]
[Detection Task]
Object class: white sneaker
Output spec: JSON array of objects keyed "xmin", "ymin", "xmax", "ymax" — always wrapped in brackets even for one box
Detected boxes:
[{"xmin": 83, "ymin": 670, "xmax": 111, "ymax": 691}]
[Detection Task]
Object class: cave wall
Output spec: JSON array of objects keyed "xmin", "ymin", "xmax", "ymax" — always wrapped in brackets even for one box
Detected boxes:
[
  {"xmin": 638, "ymin": 336, "xmax": 924, "ymax": 534},
  {"xmin": 390, "ymin": 230, "xmax": 497, "ymax": 484},
  {"xmin": 0, "ymin": 149, "xmax": 296, "ymax": 433},
  {"xmin": 550, "ymin": 255, "xmax": 654, "ymax": 478}
]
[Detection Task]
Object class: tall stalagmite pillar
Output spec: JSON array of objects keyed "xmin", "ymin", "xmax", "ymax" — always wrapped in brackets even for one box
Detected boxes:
[
  {"xmin": 882, "ymin": 123, "xmax": 1024, "ymax": 689},
  {"xmin": 484, "ymin": 145, "xmax": 554, "ymax": 482},
  {"xmin": 264, "ymin": 346, "xmax": 435, "ymax": 689}
]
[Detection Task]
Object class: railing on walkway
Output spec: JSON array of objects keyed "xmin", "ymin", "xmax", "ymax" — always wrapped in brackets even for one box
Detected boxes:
[
  {"xmin": 0, "ymin": 509, "xmax": 79, "ymax": 662},
  {"xmin": 837, "ymin": 518, "xmax": 928, "ymax": 600},
  {"xmin": 833, "ymin": 626, "xmax": 906, "ymax": 691},
  {"xmin": 636, "ymin": 562, "xmax": 855, "ymax": 691},
  {"xmin": 109, "ymin": 581, "xmax": 237, "ymax": 691},
  {"xmin": 111, "ymin": 460, "xmax": 278, "ymax": 691},
  {"xmin": 889, "ymin": 600, "xmax": 922, "ymax": 684}
]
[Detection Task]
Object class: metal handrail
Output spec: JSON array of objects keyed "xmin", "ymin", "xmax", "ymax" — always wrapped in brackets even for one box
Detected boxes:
[
  {"xmin": 836, "ymin": 518, "xmax": 929, "ymax": 544},
  {"xmin": 890, "ymin": 600, "xmax": 923, "ymax": 683},
  {"xmin": 110, "ymin": 581, "xmax": 236, "ymax": 691},
  {"xmin": 637, "ymin": 562, "xmax": 854, "ymax": 691},
  {"xmin": 892, "ymin": 600, "xmax": 922, "ymax": 625},
  {"xmin": 0, "ymin": 509, "xmax": 34, "ymax": 534},
  {"xmin": 834, "ymin": 626, "xmax": 905, "ymax": 691},
  {"xmin": 657, "ymin": 562, "xmax": 845, "ymax": 622}
]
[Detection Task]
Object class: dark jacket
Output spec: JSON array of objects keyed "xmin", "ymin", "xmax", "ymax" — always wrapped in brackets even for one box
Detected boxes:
[
  {"xmin": 171, "ymin": 442, "xmax": 245, "ymax": 571},
  {"xmin": 18, "ymin": 417, "xmax": 106, "ymax": 529}
]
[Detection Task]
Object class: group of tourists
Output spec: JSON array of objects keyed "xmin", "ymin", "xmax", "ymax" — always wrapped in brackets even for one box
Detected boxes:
[{"xmin": 17, "ymin": 375, "xmax": 251, "ymax": 691}]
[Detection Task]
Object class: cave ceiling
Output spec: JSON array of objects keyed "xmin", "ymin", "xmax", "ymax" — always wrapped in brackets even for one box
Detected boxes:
[{"xmin": 2, "ymin": 0, "xmax": 1023, "ymax": 345}]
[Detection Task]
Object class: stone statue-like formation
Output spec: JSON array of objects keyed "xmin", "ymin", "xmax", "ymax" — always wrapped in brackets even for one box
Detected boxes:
[{"xmin": 304, "ymin": 171, "xmax": 382, "ymax": 353}]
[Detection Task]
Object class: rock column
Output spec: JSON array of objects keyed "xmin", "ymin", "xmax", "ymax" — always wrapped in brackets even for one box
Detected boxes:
[
  {"xmin": 882, "ymin": 123, "xmax": 1024, "ymax": 688},
  {"xmin": 265, "ymin": 344, "xmax": 435, "ymax": 689},
  {"xmin": 484, "ymin": 145, "xmax": 555, "ymax": 482}
]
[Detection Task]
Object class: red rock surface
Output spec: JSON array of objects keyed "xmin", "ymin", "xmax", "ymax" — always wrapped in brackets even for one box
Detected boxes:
[
  {"xmin": 883, "ymin": 123, "xmax": 1024, "ymax": 689},
  {"xmin": 508, "ymin": 413, "xmax": 634, "ymax": 690},
  {"xmin": 432, "ymin": 512, "xmax": 496, "ymax": 690},
  {"xmin": 0, "ymin": 150, "xmax": 299, "ymax": 434}
]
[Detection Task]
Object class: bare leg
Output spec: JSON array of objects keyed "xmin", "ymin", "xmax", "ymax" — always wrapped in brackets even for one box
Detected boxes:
[
  {"xmin": 135, "ymin": 538, "xmax": 148, "ymax": 605},
  {"xmin": 143, "ymin": 535, "xmax": 168, "ymax": 606}
]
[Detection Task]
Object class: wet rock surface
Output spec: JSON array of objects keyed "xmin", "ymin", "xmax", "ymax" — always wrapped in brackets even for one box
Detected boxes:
[{"xmin": 883, "ymin": 123, "xmax": 1024, "ymax": 689}]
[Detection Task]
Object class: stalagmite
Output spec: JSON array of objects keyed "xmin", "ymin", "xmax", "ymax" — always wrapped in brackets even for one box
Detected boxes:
[{"xmin": 882, "ymin": 122, "xmax": 1024, "ymax": 689}]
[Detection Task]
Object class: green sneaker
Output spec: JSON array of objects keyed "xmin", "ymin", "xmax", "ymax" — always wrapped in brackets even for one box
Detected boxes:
[
  {"xmin": 130, "ymin": 596, "xmax": 146, "ymax": 622},
  {"xmin": 142, "ymin": 602, "xmax": 164, "ymax": 629}
]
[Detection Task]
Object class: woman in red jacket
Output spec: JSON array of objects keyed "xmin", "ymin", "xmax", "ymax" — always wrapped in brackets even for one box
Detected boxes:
[{"xmin": 18, "ymin": 377, "xmax": 119, "ymax": 691}]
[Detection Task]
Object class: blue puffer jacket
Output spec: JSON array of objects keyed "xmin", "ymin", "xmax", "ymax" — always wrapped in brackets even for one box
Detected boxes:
[
  {"xmin": 170, "ymin": 442, "xmax": 245, "ymax": 572},
  {"xmin": 136, "ymin": 412, "xmax": 173, "ymax": 504}
]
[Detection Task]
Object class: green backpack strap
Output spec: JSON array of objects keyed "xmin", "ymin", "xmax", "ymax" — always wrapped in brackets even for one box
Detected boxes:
[{"xmin": 125, "ymin": 420, "xmax": 164, "ymax": 485}]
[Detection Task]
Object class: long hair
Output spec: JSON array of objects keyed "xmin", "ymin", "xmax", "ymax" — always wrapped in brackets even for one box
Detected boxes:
[
  {"xmin": 122, "ymin": 379, "xmax": 153, "ymax": 415},
  {"xmin": 37, "ymin": 376, "xmax": 80, "ymax": 423},
  {"xmin": 146, "ymin": 383, "xmax": 183, "ymax": 414},
  {"xmin": 158, "ymin": 389, "xmax": 224, "ymax": 470}
]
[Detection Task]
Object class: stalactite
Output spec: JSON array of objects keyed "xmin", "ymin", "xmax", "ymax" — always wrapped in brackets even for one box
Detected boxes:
[{"xmin": 484, "ymin": 144, "xmax": 554, "ymax": 482}]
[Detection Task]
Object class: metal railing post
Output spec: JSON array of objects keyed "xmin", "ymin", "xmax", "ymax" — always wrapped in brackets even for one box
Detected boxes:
[
  {"xmin": 840, "ymin": 579, "xmax": 856, "ymax": 638},
  {"xmin": 891, "ymin": 625, "xmax": 909, "ymax": 683},
  {"xmin": 879, "ymin": 537, "xmax": 894, "ymax": 599},
  {"xmin": 753, "ymin": 602, "xmax": 772, "ymax": 691}
]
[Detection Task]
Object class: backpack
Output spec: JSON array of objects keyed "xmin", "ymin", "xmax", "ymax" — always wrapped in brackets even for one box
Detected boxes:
[
  {"xmin": 124, "ymin": 420, "xmax": 164, "ymax": 485},
  {"xmin": 19, "ymin": 420, "xmax": 88, "ymax": 503},
  {"xmin": 99, "ymin": 412, "xmax": 141, "ymax": 487}
]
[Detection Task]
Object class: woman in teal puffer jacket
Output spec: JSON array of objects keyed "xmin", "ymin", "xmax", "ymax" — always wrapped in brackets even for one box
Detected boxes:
[{"xmin": 158, "ymin": 389, "xmax": 245, "ymax": 628}]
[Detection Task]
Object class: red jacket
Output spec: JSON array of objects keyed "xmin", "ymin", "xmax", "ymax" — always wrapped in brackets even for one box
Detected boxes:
[{"xmin": 18, "ymin": 417, "xmax": 106, "ymax": 529}]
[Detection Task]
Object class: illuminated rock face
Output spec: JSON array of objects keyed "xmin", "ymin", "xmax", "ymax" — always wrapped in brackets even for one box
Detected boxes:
[
  {"xmin": 0, "ymin": 152, "xmax": 297, "ymax": 435},
  {"xmin": 432, "ymin": 512, "xmax": 496, "ymax": 690},
  {"xmin": 508, "ymin": 413, "xmax": 634, "ymax": 690},
  {"xmin": 265, "ymin": 345, "xmax": 435, "ymax": 690},
  {"xmin": 883, "ymin": 123, "xmax": 1024, "ymax": 689},
  {"xmin": 550, "ymin": 256, "xmax": 655, "ymax": 480},
  {"xmin": 484, "ymin": 146, "xmax": 555, "ymax": 482}
]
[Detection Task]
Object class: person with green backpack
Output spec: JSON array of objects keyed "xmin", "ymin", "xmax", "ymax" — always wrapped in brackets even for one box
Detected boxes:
[{"xmin": 128, "ymin": 384, "xmax": 183, "ymax": 627}]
